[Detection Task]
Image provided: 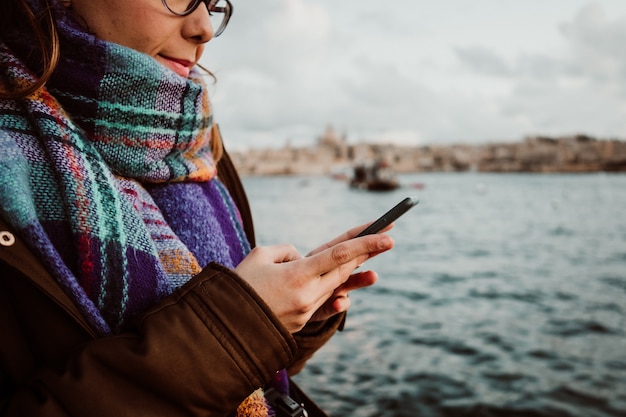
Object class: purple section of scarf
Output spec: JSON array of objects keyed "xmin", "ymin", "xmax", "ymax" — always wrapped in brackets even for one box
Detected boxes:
[
  {"xmin": 146, "ymin": 179, "xmax": 249, "ymax": 270},
  {"xmin": 43, "ymin": 220, "xmax": 172, "ymax": 327}
]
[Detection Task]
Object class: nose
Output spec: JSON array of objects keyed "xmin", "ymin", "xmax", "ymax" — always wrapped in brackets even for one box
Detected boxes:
[{"xmin": 183, "ymin": 2, "xmax": 215, "ymax": 43}]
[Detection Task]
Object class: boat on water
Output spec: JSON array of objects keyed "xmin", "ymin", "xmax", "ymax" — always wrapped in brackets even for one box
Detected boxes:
[{"xmin": 349, "ymin": 160, "xmax": 400, "ymax": 192}]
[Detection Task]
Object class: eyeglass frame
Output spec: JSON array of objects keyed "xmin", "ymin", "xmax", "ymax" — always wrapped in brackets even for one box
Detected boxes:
[{"xmin": 161, "ymin": 0, "xmax": 233, "ymax": 37}]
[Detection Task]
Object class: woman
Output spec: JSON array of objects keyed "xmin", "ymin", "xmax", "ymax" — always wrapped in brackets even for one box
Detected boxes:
[{"xmin": 0, "ymin": 0, "xmax": 394, "ymax": 416}]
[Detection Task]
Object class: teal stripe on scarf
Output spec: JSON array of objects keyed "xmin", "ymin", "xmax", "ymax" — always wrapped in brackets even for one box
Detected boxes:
[{"xmin": 0, "ymin": 10, "xmax": 246, "ymax": 333}]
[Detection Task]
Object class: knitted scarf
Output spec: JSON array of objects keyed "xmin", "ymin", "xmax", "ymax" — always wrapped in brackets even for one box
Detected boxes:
[
  {"xmin": 0, "ymin": 3, "xmax": 295, "ymax": 415},
  {"xmin": 0, "ymin": 1, "xmax": 252, "ymax": 335}
]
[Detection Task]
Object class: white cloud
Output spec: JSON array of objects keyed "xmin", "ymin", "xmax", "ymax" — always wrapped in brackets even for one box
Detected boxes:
[
  {"xmin": 267, "ymin": 0, "xmax": 331, "ymax": 44},
  {"xmin": 203, "ymin": 0, "xmax": 626, "ymax": 149}
]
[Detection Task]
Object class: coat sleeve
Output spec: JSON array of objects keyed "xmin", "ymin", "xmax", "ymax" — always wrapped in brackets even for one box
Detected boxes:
[
  {"xmin": 1, "ymin": 262, "xmax": 297, "ymax": 417},
  {"xmin": 216, "ymin": 142, "xmax": 347, "ymax": 378},
  {"xmin": 287, "ymin": 313, "xmax": 346, "ymax": 375}
]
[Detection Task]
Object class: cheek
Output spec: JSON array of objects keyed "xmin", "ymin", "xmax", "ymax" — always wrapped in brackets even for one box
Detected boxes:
[
  {"xmin": 110, "ymin": 16, "xmax": 172, "ymax": 55},
  {"xmin": 72, "ymin": 0, "xmax": 178, "ymax": 56}
]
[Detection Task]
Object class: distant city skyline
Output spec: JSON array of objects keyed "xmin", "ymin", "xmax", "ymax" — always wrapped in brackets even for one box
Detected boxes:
[{"xmin": 202, "ymin": 0, "xmax": 626, "ymax": 150}]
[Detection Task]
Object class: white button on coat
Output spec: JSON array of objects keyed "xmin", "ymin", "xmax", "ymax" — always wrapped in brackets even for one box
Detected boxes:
[{"xmin": 0, "ymin": 231, "xmax": 16, "ymax": 247}]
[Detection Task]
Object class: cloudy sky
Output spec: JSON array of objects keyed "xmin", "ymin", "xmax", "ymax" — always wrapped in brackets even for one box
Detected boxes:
[{"xmin": 201, "ymin": 0, "xmax": 626, "ymax": 149}]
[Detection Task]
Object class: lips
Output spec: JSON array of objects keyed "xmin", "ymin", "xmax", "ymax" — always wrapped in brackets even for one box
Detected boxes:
[{"xmin": 157, "ymin": 55, "xmax": 193, "ymax": 78}]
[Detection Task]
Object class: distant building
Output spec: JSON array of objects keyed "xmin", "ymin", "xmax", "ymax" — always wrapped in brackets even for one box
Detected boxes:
[{"xmin": 229, "ymin": 128, "xmax": 626, "ymax": 176}]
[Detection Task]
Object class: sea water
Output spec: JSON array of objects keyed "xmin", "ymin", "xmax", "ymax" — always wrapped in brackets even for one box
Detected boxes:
[{"xmin": 242, "ymin": 173, "xmax": 626, "ymax": 417}]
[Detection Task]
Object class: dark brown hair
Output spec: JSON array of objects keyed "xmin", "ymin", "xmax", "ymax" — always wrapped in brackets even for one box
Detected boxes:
[{"xmin": 0, "ymin": 0, "xmax": 60, "ymax": 100}]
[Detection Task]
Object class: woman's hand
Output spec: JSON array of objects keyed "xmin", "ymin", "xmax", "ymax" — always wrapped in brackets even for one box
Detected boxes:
[
  {"xmin": 304, "ymin": 222, "xmax": 394, "ymax": 323},
  {"xmin": 234, "ymin": 224, "xmax": 394, "ymax": 333}
]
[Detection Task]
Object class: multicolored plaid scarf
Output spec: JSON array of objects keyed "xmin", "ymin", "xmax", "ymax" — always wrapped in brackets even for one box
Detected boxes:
[
  {"xmin": 0, "ymin": 2, "xmax": 294, "ymax": 415},
  {"xmin": 0, "ymin": 2, "xmax": 250, "ymax": 335}
]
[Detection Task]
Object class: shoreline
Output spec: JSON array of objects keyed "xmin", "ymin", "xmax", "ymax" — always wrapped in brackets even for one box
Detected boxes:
[{"xmin": 229, "ymin": 133, "xmax": 626, "ymax": 177}]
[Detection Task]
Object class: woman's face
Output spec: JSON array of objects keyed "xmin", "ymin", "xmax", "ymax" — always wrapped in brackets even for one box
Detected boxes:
[{"xmin": 69, "ymin": 0, "xmax": 214, "ymax": 78}]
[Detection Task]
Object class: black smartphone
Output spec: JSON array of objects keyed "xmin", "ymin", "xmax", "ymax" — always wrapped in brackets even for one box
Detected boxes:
[{"xmin": 355, "ymin": 196, "xmax": 419, "ymax": 237}]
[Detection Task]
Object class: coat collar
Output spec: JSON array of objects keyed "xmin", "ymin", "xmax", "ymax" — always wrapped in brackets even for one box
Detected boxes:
[{"xmin": 0, "ymin": 217, "xmax": 98, "ymax": 338}]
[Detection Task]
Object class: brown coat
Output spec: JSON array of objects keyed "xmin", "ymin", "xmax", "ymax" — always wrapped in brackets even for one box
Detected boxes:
[{"xmin": 0, "ymin": 149, "xmax": 340, "ymax": 416}]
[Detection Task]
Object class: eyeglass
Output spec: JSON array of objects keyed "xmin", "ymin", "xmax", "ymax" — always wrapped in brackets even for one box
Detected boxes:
[{"xmin": 161, "ymin": 0, "xmax": 233, "ymax": 37}]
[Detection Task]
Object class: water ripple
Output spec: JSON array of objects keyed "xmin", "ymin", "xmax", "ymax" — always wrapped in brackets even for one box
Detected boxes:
[
  {"xmin": 543, "ymin": 319, "xmax": 620, "ymax": 337},
  {"xmin": 249, "ymin": 174, "xmax": 626, "ymax": 417}
]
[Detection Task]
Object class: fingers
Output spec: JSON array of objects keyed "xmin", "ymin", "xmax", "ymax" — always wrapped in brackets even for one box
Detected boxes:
[
  {"xmin": 322, "ymin": 270, "xmax": 378, "ymax": 308},
  {"xmin": 309, "ymin": 270, "xmax": 378, "ymax": 322},
  {"xmin": 234, "ymin": 237, "xmax": 392, "ymax": 333},
  {"xmin": 331, "ymin": 295, "xmax": 351, "ymax": 314},
  {"xmin": 307, "ymin": 234, "xmax": 393, "ymax": 286},
  {"xmin": 306, "ymin": 225, "xmax": 359, "ymax": 256},
  {"xmin": 312, "ymin": 295, "xmax": 351, "ymax": 321},
  {"xmin": 339, "ymin": 270, "xmax": 379, "ymax": 292},
  {"xmin": 307, "ymin": 222, "xmax": 395, "ymax": 256},
  {"xmin": 250, "ymin": 243, "xmax": 302, "ymax": 263}
]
